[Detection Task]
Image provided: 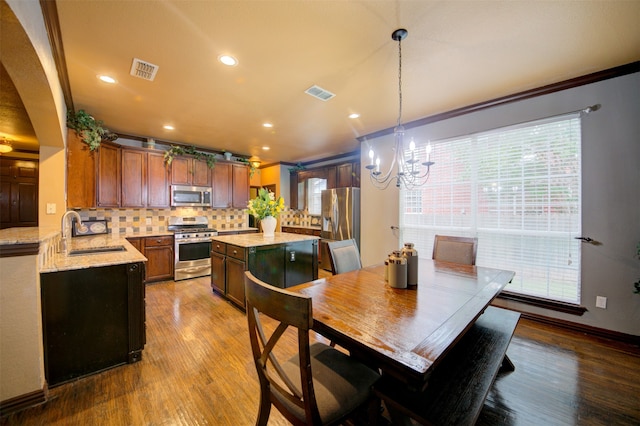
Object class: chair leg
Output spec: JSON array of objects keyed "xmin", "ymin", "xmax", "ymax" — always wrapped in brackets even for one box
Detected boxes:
[{"xmin": 255, "ymin": 390, "xmax": 271, "ymax": 426}]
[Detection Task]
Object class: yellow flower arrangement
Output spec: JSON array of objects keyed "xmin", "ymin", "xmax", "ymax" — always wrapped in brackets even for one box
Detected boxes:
[{"xmin": 247, "ymin": 188, "xmax": 285, "ymax": 220}]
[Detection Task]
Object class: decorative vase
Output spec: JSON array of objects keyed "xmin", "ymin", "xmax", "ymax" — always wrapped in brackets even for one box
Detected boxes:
[
  {"xmin": 261, "ymin": 216, "xmax": 277, "ymax": 238},
  {"xmin": 224, "ymin": 152, "xmax": 232, "ymax": 160}
]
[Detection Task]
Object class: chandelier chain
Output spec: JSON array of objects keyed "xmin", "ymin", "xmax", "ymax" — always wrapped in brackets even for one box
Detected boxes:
[{"xmin": 397, "ymin": 37, "xmax": 403, "ymax": 128}]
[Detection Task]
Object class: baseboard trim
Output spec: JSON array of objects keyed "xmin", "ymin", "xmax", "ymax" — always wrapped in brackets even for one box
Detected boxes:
[
  {"xmin": 492, "ymin": 303, "xmax": 640, "ymax": 348},
  {"xmin": 0, "ymin": 388, "xmax": 46, "ymax": 417}
]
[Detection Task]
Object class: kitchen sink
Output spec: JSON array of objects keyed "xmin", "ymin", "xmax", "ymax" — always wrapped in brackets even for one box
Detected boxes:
[{"xmin": 68, "ymin": 245, "xmax": 127, "ymax": 256}]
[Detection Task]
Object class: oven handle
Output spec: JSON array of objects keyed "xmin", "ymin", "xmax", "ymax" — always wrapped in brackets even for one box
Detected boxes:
[{"xmin": 176, "ymin": 238, "xmax": 214, "ymax": 244}]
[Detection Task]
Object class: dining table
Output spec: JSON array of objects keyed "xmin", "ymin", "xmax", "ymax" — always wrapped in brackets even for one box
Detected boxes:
[{"xmin": 292, "ymin": 258, "xmax": 516, "ymax": 390}]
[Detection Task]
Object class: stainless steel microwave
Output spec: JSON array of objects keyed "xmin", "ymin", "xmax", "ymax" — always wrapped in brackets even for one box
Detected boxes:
[{"xmin": 170, "ymin": 185, "xmax": 212, "ymax": 207}]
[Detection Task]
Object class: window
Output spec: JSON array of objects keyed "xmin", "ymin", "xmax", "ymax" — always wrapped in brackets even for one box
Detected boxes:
[{"xmin": 400, "ymin": 114, "xmax": 582, "ymax": 303}]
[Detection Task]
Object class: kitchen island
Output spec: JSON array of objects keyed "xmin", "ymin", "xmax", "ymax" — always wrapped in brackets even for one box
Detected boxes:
[
  {"xmin": 39, "ymin": 234, "xmax": 147, "ymax": 386},
  {"xmin": 210, "ymin": 232, "xmax": 319, "ymax": 309}
]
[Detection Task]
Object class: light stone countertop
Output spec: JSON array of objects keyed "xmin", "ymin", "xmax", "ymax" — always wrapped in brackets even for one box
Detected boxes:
[
  {"xmin": 211, "ymin": 232, "xmax": 319, "ymax": 248},
  {"xmin": 0, "ymin": 226, "xmax": 59, "ymax": 245},
  {"xmin": 40, "ymin": 234, "xmax": 147, "ymax": 273}
]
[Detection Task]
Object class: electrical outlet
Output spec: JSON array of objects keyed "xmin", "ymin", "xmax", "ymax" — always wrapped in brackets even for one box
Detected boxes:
[
  {"xmin": 595, "ymin": 296, "xmax": 607, "ymax": 309},
  {"xmin": 46, "ymin": 203, "xmax": 56, "ymax": 214},
  {"xmin": 146, "ymin": 217, "xmax": 152, "ymax": 225}
]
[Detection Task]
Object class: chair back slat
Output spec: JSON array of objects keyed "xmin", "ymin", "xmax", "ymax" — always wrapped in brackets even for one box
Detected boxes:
[
  {"xmin": 327, "ymin": 239, "xmax": 362, "ymax": 274},
  {"xmin": 245, "ymin": 272, "xmax": 323, "ymax": 424},
  {"xmin": 432, "ymin": 235, "xmax": 478, "ymax": 265}
]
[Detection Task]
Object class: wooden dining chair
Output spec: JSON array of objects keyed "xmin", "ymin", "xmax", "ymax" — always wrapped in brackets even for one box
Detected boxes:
[
  {"xmin": 327, "ymin": 239, "xmax": 362, "ymax": 275},
  {"xmin": 244, "ymin": 272, "xmax": 380, "ymax": 426},
  {"xmin": 432, "ymin": 235, "xmax": 478, "ymax": 265}
]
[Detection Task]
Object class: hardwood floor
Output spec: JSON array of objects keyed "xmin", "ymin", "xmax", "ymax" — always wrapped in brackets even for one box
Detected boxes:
[{"xmin": 2, "ymin": 276, "xmax": 639, "ymax": 425}]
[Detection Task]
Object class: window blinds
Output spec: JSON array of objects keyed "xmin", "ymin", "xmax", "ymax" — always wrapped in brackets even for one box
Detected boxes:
[{"xmin": 400, "ymin": 114, "xmax": 582, "ymax": 303}]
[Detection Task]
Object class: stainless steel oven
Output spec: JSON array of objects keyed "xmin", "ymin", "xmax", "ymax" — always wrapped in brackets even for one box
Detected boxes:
[{"xmin": 168, "ymin": 217, "xmax": 218, "ymax": 281}]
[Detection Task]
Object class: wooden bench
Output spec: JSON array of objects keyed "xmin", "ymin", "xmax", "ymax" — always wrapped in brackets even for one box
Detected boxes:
[{"xmin": 373, "ymin": 306, "xmax": 520, "ymax": 426}]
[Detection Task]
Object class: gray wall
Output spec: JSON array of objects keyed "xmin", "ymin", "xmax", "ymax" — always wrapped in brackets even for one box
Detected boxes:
[{"xmin": 361, "ymin": 71, "xmax": 640, "ymax": 336}]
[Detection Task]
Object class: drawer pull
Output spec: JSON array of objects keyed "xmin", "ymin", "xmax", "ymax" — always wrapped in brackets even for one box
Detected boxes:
[{"xmin": 233, "ymin": 250, "xmax": 237, "ymax": 255}]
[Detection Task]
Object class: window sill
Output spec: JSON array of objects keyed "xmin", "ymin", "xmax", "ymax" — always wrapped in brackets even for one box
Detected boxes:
[{"xmin": 497, "ymin": 291, "xmax": 587, "ymax": 316}]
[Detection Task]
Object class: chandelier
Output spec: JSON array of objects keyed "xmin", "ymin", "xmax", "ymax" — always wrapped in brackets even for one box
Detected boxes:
[
  {"xmin": 0, "ymin": 137, "xmax": 13, "ymax": 154},
  {"xmin": 366, "ymin": 29, "xmax": 434, "ymax": 190}
]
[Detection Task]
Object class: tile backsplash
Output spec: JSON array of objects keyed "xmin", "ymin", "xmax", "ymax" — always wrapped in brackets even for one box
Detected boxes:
[
  {"xmin": 72, "ymin": 207, "xmax": 321, "ymax": 234},
  {"xmin": 73, "ymin": 207, "xmax": 249, "ymax": 234}
]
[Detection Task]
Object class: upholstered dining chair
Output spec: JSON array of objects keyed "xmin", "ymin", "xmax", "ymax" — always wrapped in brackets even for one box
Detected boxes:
[
  {"xmin": 327, "ymin": 239, "xmax": 362, "ymax": 275},
  {"xmin": 244, "ymin": 271, "xmax": 380, "ymax": 426},
  {"xmin": 432, "ymin": 235, "xmax": 478, "ymax": 265}
]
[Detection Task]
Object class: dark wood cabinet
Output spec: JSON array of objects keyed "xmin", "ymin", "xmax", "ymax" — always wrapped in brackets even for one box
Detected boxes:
[
  {"xmin": 121, "ymin": 148, "xmax": 146, "ymax": 208},
  {"xmin": 226, "ymin": 256, "xmax": 246, "ymax": 308},
  {"xmin": 212, "ymin": 162, "xmax": 249, "ymax": 208},
  {"xmin": 289, "ymin": 171, "xmax": 298, "ymax": 210},
  {"xmin": 232, "ymin": 163, "xmax": 249, "ymax": 208},
  {"xmin": 171, "ymin": 156, "xmax": 211, "ymax": 186},
  {"xmin": 212, "ymin": 162, "xmax": 232, "ymax": 207},
  {"xmin": 127, "ymin": 235, "xmax": 174, "ymax": 283},
  {"xmin": 337, "ymin": 162, "xmax": 360, "ymax": 188},
  {"xmin": 77, "ymin": 145, "xmax": 170, "ymax": 209},
  {"xmin": 142, "ymin": 236, "xmax": 174, "ymax": 282},
  {"xmin": 210, "ymin": 243, "xmax": 226, "ymax": 295},
  {"xmin": 66, "ymin": 130, "xmax": 96, "ymax": 208},
  {"xmin": 289, "ymin": 161, "xmax": 360, "ymax": 208},
  {"xmin": 0, "ymin": 157, "xmax": 38, "ymax": 229},
  {"xmin": 326, "ymin": 166, "xmax": 337, "ymax": 189},
  {"xmin": 97, "ymin": 143, "xmax": 120, "ymax": 207},
  {"xmin": 147, "ymin": 152, "xmax": 170, "ymax": 208},
  {"xmin": 211, "ymin": 238, "xmax": 318, "ymax": 310},
  {"xmin": 40, "ymin": 262, "xmax": 145, "ymax": 386},
  {"xmin": 127, "ymin": 237, "xmax": 143, "ymax": 253}
]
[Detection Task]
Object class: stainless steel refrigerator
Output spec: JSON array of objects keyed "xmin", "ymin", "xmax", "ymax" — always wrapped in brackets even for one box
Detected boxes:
[{"xmin": 319, "ymin": 187, "xmax": 360, "ymax": 271}]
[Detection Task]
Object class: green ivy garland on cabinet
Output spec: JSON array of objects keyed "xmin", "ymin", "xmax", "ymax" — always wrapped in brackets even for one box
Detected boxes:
[
  {"xmin": 163, "ymin": 145, "xmax": 257, "ymax": 177},
  {"xmin": 163, "ymin": 145, "xmax": 217, "ymax": 168},
  {"xmin": 66, "ymin": 109, "xmax": 118, "ymax": 151}
]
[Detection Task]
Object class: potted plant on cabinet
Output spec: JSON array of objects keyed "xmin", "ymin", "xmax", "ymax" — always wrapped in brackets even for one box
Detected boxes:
[{"xmin": 66, "ymin": 109, "xmax": 118, "ymax": 151}]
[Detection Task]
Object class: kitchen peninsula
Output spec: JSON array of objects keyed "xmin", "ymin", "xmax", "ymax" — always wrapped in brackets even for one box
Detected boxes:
[{"xmin": 210, "ymin": 232, "xmax": 319, "ymax": 309}]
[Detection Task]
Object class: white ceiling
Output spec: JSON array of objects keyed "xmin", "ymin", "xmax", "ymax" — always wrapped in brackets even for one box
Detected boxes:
[{"xmin": 6, "ymin": 1, "xmax": 640, "ymax": 162}]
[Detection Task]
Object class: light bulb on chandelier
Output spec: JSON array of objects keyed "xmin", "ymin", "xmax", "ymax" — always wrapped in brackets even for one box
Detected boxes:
[{"xmin": 366, "ymin": 28, "xmax": 434, "ymax": 190}]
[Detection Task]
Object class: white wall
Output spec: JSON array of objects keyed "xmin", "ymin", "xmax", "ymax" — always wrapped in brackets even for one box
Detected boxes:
[
  {"xmin": 361, "ymin": 72, "xmax": 640, "ymax": 335},
  {"xmin": 0, "ymin": 0, "xmax": 67, "ymax": 402}
]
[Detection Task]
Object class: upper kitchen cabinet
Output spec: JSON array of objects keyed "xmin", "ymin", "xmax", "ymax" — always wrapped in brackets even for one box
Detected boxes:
[
  {"xmin": 0, "ymin": 157, "xmax": 39, "ymax": 229},
  {"xmin": 212, "ymin": 162, "xmax": 249, "ymax": 208},
  {"xmin": 121, "ymin": 148, "xmax": 146, "ymax": 208},
  {"xmin": 171, "ymin": 156, "xmax": 211, "ymax": 187},
  {"xmin": 289, "ymin": 161, "xmax": 360, "ymax": 210},
  {"xmin": 337, "ymin": 162, "xmax": 360, "ymax": 188},
  {"xmin": 97, "ymin": 142, "xmax": 121, "ymax": 207},
  {"xmin": 67, "ymin": 130, "xmax": 96, "ymax": 208},
  {"xmin": 147, "ymin": 152, "xmax": 170, "ymax": 208},
  {"xmin": 121, "ymin": 148, "xmax": 171, "ymax": 208}
]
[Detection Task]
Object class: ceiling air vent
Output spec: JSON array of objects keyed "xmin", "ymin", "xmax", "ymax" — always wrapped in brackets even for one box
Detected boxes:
[
  {"xmin": 304, "ymin": 85, "xmax": 335, "ymax": 101},
  {"xmin": 130, "ymin": 58, "xmax": 159, "ymax": 81}
]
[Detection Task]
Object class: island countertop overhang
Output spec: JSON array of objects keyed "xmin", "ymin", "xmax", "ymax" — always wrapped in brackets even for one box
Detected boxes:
[{"xmin": 211, "ymin": 232, "xmax": 319, "ymax": 248}]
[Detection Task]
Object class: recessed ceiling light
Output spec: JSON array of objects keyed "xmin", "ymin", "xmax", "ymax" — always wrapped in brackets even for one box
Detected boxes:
[
  {"xmin": 262, "ymin": 146, "xmax": 270, "ymax": 151},
  {"xmin": 219, "ymin": 55, "xmax": 238, "ymax": 66},
  {"xmin": 349, "ymin": 113, "xmax": 360, "ymax": 119},
  {"xmin": 263, "ymin": 123, "xmax": 273, "ymax": 128},
  {"xmin": 163, "ymin": 125, "xmax": 174, "ymax": 130},
  {"xmin": 98, "ymin": 75, "xmax": 116, "ymax": 84}
]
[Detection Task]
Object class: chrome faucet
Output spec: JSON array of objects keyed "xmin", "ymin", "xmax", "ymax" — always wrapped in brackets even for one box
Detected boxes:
[{"xmin": 59, "ymin": 211, "xmax": 82, "ymax": 253}]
